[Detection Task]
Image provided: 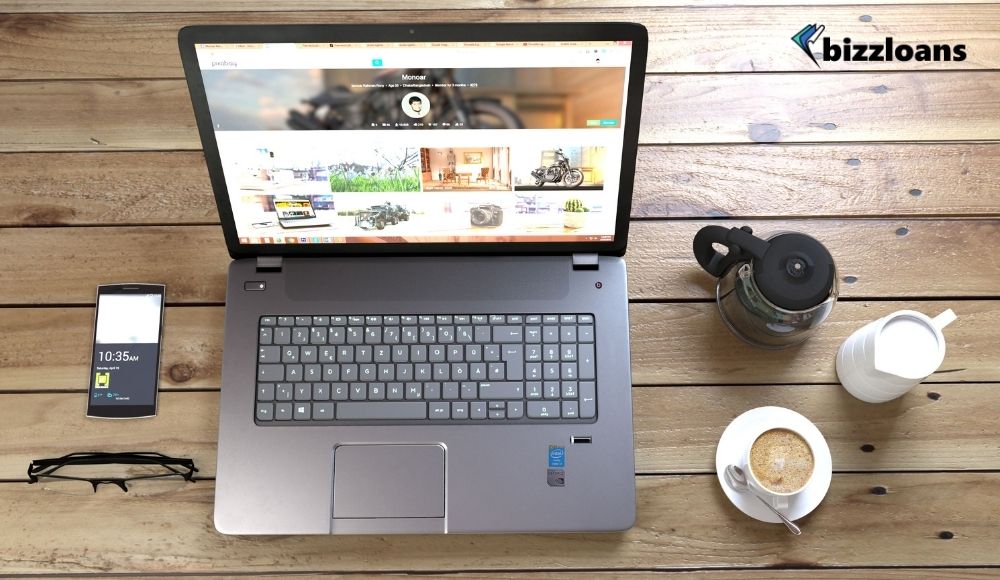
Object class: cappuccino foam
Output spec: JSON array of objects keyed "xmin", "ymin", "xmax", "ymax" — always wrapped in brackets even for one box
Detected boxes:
[{"xmin": 749, "ymin": 428, "xmax": 814, "ymax": 494}]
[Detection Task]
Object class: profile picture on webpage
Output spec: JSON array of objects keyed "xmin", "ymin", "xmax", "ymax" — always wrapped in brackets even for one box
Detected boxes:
[{"xmin": 402, "ymin": 92, "xmax": 430, "ymax": 119}]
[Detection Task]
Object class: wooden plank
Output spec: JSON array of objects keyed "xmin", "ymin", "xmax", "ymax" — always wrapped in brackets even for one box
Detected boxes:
[
  {"xmin": 640, "ymin": 72, "xmax": 1000, "ymax": 145},
  {"xmin": 3, "ymin": 383, "xmax": 997, "ymax": 480},
  {"xmin": 2, "ymin": 7, "xmax": 1000, "ymax": 79},
  {"xmin": 632, "ymin": 143, "xmax": 1000, "ymax": 218},
  {"xmin": 4, "ymin": 144, "xmax": 1000, "ymax": 227},
  {"xmin": 3, "ymin": 74, "xmax": 1000, "ymax": 152},
  {"xmin": 4, "ymin": 0, "xmax": 997, "ymax": 12},
  {"xmin": 2, "ymin": 300, "xmax": 996, "ymax": 390},
  {"xmin": 118, "ymin": 572, "xmax": 1000, "ymax": 580},
  {"xmin": 1, "ymin": 473, "xmax": 998, "ymax": 572},
  {"xmin": 628, "ymin": 300, "xmax": 998, "ymax": 386},
  {"xmin": 0, "ymin": 307, "xmax": 225, "ymax": 390},
  {"xmin": 3, "ymin": 220, "xmax": 999, "ymax": 305}
]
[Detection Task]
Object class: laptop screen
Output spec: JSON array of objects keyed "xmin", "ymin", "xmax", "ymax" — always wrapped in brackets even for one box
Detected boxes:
[{"xmin": 194, "ymin": 40, "xmax": 634, "ymax": 246}]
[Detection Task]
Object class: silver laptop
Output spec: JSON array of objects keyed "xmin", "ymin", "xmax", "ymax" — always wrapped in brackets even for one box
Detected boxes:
[
  {"xmin": 179, "ymin": 23, "xmax": 648, "ymax": 534},
  {"xmin": 274, "ymin": 198, "xmax": 331, "ymax": 229}
]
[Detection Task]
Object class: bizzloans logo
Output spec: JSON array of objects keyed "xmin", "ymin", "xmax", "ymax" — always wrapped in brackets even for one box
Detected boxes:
[{"xmin": 792, "ymin": 23, "xmax": 967, "ymax": 67}]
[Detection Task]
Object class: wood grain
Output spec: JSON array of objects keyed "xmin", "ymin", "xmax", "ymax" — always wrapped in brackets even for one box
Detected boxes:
[
  {"xmin": 2, "ymin": 300, "xmax": 995, "ymax": 390},
  {"xmin": 2, "ymin": 7, "xmax": 999, "ymax": 79},
  {"xmin": 1, "ymin": 473, "xmax": 998, "ymax": 573},
  {"xmin": 4, "ymin": 144, "xmax": 999, "ymax": 227},
  {"xmin": 632, "ymin": 143, "xmax": 1000, "ymax": 218},
  {"xmin": 120, "ymin": 572, "xmax": 1000, "ymax": 580},
  {"xmin": 3, "ymin": 74, "xmax": 1000, "ymax": 152},
  {"xmin": 3, "ymin": 383, "xmax": 997, "ymax": 480},
  {"xmin": 3, "ymin": 220, "xmax": 998, "ymax": 305},
  {"xmin": 5, "ymin": 0, "xmax": 998, "ymax": 12}
]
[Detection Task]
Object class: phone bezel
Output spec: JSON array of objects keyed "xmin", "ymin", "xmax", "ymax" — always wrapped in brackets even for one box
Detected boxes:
[{"xmin": 86, "ymin": 284, "xmax": 166, "ymax": 419}]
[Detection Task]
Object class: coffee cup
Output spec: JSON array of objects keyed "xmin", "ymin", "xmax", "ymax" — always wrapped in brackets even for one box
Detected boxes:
[
  {"xmin": 742, "ymin": 424, "xmax": 816, "ymax": 509},
  {"xmin": 837, "ymin": 309, "xmax": 957, "ymax": 403}
]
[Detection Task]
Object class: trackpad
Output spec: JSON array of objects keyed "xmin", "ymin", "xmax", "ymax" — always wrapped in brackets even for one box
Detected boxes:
[{"xmin": 333, "ymin": 444, "xmax": 445, "ymax": 519}]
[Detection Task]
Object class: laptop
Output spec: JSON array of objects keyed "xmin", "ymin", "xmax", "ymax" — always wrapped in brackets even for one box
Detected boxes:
[
  {"xmin": 274, "ymin": 198, "xmax": 331, "ymax": 229},
  {"xmin": 179, "ymin": 23, "xmax": 648, "ymax": 534}
]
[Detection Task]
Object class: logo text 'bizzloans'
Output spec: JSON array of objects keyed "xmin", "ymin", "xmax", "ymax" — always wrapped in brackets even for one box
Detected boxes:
[{"xmin": 792, "ymin": 24, "xmax": 967, "ymax": 67}]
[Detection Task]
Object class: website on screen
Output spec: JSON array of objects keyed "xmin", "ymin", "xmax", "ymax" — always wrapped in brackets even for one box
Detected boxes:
[{"xmin": 195, "ymin": 41, "xmax": 633, "ymax": 244}]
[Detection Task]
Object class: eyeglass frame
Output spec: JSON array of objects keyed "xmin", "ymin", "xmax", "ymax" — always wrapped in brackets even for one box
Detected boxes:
[{"xmin": 27, "ymin": 451, "xmax": 198, "ymax": 493}]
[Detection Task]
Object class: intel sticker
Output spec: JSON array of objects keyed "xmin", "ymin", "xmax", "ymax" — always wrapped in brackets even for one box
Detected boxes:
[{"xmin": 548, "ymin": 445, "xmax": 565, "ymax": 468}]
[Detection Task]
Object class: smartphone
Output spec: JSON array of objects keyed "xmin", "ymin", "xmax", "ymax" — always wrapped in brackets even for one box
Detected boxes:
[{"xmin": 87, "ymin": 284, "xmax": 166, "ymax": 419}]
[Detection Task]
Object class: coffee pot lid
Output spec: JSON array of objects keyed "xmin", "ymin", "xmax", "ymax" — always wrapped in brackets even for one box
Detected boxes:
[
  {"xmin": 693, "ymin": 226, "xmax": 836, "ymax": 311},
  {"xmin": 752, "ymin": 232, "xmax": 836, "ymax": 311}
]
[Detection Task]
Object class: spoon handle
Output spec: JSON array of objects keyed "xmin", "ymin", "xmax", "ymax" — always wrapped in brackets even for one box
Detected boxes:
[{"xmin": 755, "ymin": 495, "xmax": 801, "ymax": 535}]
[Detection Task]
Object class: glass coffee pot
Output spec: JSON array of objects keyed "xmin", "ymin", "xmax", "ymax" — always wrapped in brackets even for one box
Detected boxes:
[{"xmin": 693, "ymin": 225, "xmax": 838, "ymax": 349}]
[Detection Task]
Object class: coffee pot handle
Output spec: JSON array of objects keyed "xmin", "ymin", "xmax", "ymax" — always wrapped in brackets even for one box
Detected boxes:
[{"xmin": 693, "ymin": 225, "xmax": 771, "ymax": 278}]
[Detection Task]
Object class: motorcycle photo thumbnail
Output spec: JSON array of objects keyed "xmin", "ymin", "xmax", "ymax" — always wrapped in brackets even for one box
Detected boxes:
[{"xmin": 513, "ymin": 146, "xmax": 607, "ymax": 191}]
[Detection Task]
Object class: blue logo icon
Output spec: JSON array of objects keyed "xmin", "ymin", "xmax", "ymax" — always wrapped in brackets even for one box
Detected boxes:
[
  {"xmin": 548, "ymin": 446, "xmax": 565, "ymax": 468},
  {"xmin": 792, "ymin": 24, "xmax": 826, "ymax": 68},
  {"xmin": 371, "ymin": 58, "xmax": 383, "ymax": 67}
]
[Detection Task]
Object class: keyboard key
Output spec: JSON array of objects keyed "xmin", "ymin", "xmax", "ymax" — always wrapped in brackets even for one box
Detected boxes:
[
  {"xmin": 258, "ymin": 364, "xmax": 284, "ymax": 382},
  {"xmin": 277, "ymin": 316, "xmax": 294, "ymax": 326},
  {"xmin": 470, "ymin": 402, "xmax": 487, "ymax": 419},
  {"xmin": 275, "ymin": 383, "xmax": 293, "ymax": 401},
  {"xmin": 350, "ymin": 383, "xmax": 366, "ymax": 400},
  {"xmin": 294, "ymin": 403, "xmax": 311, "ymax": 420},
  {"xmin": 387, "ymin": 383, "xmax": 404, "ymax": 400},
  {"xmin": 484, "ymin": 345, "xmax": 501, "ymax": 362},
  {"xmin": 260, "ymin": 316, "xmax": 277, "ymax": 326},
  {"xmin": 331, "ymin": 383, "xmax": 348, "ymax": 400},
  {"xmin": 526, "ymin": 363, "xmax": 541, "ymax": 380},
  {"xmin": 256, "ymin": 383, "xmax": 275, "ymax": 401},
  {"xmin": 502, "ymin": 345, "xmax": 523, "ymax": 380},
  {"xmin": 300, "ymin": 346, "xmax": 318, "ymax": 363},
  {"xmin": 436, "ymin": 315, "xmax": 452, "ymax": 324},
  {"xmin": 369, "ymin": 383, "xmax": 385, "ymax": 400},
  {"xmin": 579, "ymin": 344, "xmax": 596, "ymax": 380},
  {"xmin": 493, "ymin": 326, "xmax": 523, "ymax": 343},
  {"xmin": 374, "ymin": 346, "xmax": 391, "ymax": 363},
  {"xmin": 310, "ymin": 327, "xmax": 327, "ymax": 344},
  {"xmin": 526, "ymin": 382, "xmax": 543, "ymax": 399},
  {"xmin": 489, "ymin": 409, "xmax": 506, "ymax": 420},
  {"xmin": 525, "ymin": 327, "xmax": 541, "ymax": 343},
  {"xmin": 406, "ymin": 383, "xmax": 423, "ymax": 400},
  {"xmin": 544, "ymin": 382, "xmax": 560, "ymax": 399},
  {"xmin": 273, "ymin": 327, "xmax": 291, "ymax": 345},
  {"xmin": 580, "ymin": 381, "xmax": 596, "ymax": 418},
  {"xmin": 543, "ymin": 362, "xmax": 559, "ymax": 379},
  {"xmin": 561, "ymin": 314, "xmax": 577, "ymax": 323},
  {"xmin": 526, "ymin": 315, "xmax": 542, "ymax": 324},
  {"xmin": 293, "ymin": 327, "xmax": 309, "ymax": 344},
  {"xmin": 442, "ymin": 382, "xmax": 459, "ymax": 400},
  {"xmin": 322, "ymin": 364, "xmax": 340, "ymax": 381},
  {"xmin": 489, "ymin": 315, "xmax": 505, "ymax": 324},
  {"xmin": 337, "ymin": 402, "xmax": 427, "ymax": 420},
  {"xmin": 562, "ymin": 362, "xmax": 577, "ymax": 380},
  {"xmin": 474, "ymin": 326, "xmax": 491, "ymax": 343},
  {"xmin": 454, "ymin": 315, "xmax": 470, "ymax": 324},
  {"xmin": 259, "ymin": 327, "xmax": 273, "ymax": 345},
  {"xmin": 561, "ymin": 344, "xmax": 577, "ymax": 362},
  {"xmin": 401, "ymin": 315, "xmax": 417, "ymax": 325},
  {"xmin": 295, "ymin": 316, "xmax": 311, "ymax": 326},
  {"xmin": 543, "ymin": 326, "xmax": 559, "ymax": 343},
  {"xmin": 562, "ymin": 401, "xmax": 579, "ymax": 419},
  {"xmin": 429, "ymin": 402, "xmax": 450, "ymax": 419},
  {"xmin": 579, "ymin": 314, "xmax": 594, "ymax": 324},
  {"xmin": 562, "ymin": 381, "xmax": 578, "ymax": 398},
  {"xmin": 347, "ymin": 327, "xmax": 363, "ymax": 344},
  {"xmin": 526, "ymin": 345, "xmax": 542, "ymax": 361},
  {"xmin": 411, "ymin": 345, "xmax": 428, "ymax": 363},
  {"xmin": 488, "ymin": 362, "xmax": 505, "ymax": 380},
  {"xmin": 331, "ymin": 316, "xmax": 347, "ymax": 325},
  {"xmin": 365, "ymin": 327, "xmax": 382, "ymax": 344},
  {"xmin": 507, "ymin": 314, "xmax": 523, "ymax": 324},
  {"xmin": 312, "ymin": 316, "xmax": 329, "ymax": 326},
  {"xmin": 294, "ymin": 383, "xmax": 311, "ymax": 401},
  {"xmin": 560, "ymin": 326, "xmax": 577, "ymax": 343},
  {"xmin": 461, "ymin": 382, "xmax": 477, "ymax": 399},
  {"xmin": 349, "ymin": 316, "xmax": 364, "ymax": 325},
  {"xmin": 281, "ymin": 346, "xmax": 299, "ymax": 363},
  {"xmin": 507, "ymin": 401, "xmax": 524, "ymax": 419},
  {"xmin": 312, "ymin": 383, "xmax": 330, "ymax": 400},
  {"xmin": 366, "ymin": 315, "xmax": 382, "ymax": 325},
  {"xmin": 424, "ymin": 382, "xmax": 441, "ymax": 400},
  {"xmin": 429, "ymin": 345, "xmax": 446, "ymax": 363},
  {"xmin": 384, "ymin": 316, "xmax": 400, "ymax": 325},
  {"xmin": 274, "ymin": 403, "xmax": 293, "ymax": 420},
  {"xmin": 328, "ymin": 327, "xmax": 345, "ymax": 344},
  {"xmin": 527, "ymin": 401, "xmax": 559, "ymax": 419},
  {"xmin": 478, "ymin": 381, "xmax": 524, "ymax": 399},
  {"xmin": 579, "ymin": 325, "xmax": 595, "ymax": 343},
  {"xmin": 543, "ymin": 315, "xmax": 559, "ymax": 324},
  {"xmin": 256, "ymin": 403, "xmax": 274, "ymax": 421},
  {"xmin": 414, "ymin": 364, "xmax": 431, "ymax": 381},
  {"xmin": 259, "ymin": 346, "xmax": 280, "ymax": 363},
  {"xmin": 438, "ymin": 326, "xmax": 455, "ymax": 343},
  {"xmin": 451, "ymin": 402, "xmax": 468, "ymax": 419},
  {"xmin": 313, "ymin": 402, "xmax": 334, "ymax": 420}
]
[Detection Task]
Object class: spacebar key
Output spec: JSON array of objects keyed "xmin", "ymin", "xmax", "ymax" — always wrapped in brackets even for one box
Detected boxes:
[{"xmin": 336, "ymin": 402, "xmax": 427, "ymax": 420}]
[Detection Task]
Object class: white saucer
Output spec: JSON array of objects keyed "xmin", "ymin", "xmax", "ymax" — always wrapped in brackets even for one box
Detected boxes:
[{"xmin": 715, "ymin": 406, "xmax": 832, "ymax": 523}]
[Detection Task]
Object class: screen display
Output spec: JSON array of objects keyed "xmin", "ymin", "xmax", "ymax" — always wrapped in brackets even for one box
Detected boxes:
[
  {"xmin": 89, "ymin": 293, "xmax": 163, "ymax": 407},
  {"xmin": 194, "ymin": 40, "xmax": 633, "ymax": 245}
]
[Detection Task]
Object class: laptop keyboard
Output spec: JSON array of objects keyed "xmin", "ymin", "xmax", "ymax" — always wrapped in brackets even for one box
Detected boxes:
[{"xmin": 254, "ymin": 314, "xmax": 597, "ymax": 424}]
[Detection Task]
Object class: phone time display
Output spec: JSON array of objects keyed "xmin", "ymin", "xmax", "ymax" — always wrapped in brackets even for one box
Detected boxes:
[{"xmin": 97, "ymin": 350, "xmax": 141, "ymax": 362}]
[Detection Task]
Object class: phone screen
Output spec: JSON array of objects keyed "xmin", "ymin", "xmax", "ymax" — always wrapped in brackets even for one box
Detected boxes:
[{"xmin": 87, "ymin": 285, "xmax": 165, "ymax": 418}]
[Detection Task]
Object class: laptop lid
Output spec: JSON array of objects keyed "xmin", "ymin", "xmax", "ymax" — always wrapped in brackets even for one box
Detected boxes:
[{"xmin": 179, "ymin": 23, "xmax": 648, "ymax": 258}]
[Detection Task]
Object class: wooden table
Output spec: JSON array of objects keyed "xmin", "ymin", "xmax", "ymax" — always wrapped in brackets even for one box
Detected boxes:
[{"xmin": 2, "ymin": 1, "xmax": 999, "ymax": 577}]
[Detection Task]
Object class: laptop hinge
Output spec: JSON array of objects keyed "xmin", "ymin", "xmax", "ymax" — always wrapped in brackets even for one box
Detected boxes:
[
  {"xmin": 572, "ymin": 253, "xmax": 599, "ymax": 271},
  {"xmin": 256, "ymin": 256, "xmax": 283, "ymax": 273}
]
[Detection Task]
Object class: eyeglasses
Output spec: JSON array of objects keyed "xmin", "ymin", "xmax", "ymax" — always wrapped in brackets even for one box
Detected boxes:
[{"xmin": 27, "ymin": 452, "xmax": 198, "ymax": 496}]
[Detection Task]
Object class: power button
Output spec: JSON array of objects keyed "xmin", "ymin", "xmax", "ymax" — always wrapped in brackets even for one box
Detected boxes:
[{"xmin": 244, "ymin": 281, "xmax": 266, "ymax": 291}]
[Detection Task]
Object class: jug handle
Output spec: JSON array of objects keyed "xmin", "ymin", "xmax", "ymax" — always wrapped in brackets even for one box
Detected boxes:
[{"xmin": 693, "ymin": 225, "xmax": 769, "ymax": 277}]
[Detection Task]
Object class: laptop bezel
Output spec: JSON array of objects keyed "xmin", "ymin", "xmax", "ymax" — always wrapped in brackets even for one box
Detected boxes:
[{"xmin": 178, "ymin": 23, "xmax": 648, "ymax": 259}]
